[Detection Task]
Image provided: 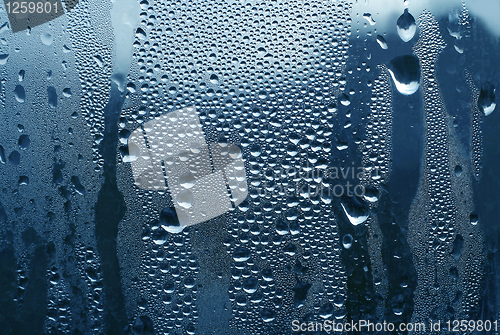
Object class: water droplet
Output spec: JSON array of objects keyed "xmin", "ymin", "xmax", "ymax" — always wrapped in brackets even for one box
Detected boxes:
[
  {"xmin": 233, "ymin": 246, "xmax": 251, "ymax": 262},
  {"xmin": 135, "ymin": 27, "xmax": 146, "ymax": 39},
  {"xmin": 363, "ymin": 13, "xmax": 376, "ymax": 25},
  {"xmin": 41, "ymin": 32, "xmax": 53, "ymax": 45},
  {"xmin": 342, "ymin": 234, "xmax": 353, "ymax": 249},
  {"xmin": 363, "ymin": 185, "xmax": 379, "ymax": 203},
  {"xmin": 160, "ymin": 207, "xmax": 182, "ymax": 234},
  {"xmin": 0, "ymin": 54, "xmax": 9, "ymax": 65},
  {"xmin": 478, "ymin": 82, "xmax": 496, "ymax": 116},
  {"xmin": 0, "ymin": 146, "xmax": 5, "ymax": 164},
  {"xmin": 9, "ymin": 150, "xmax": 20, "ymax": 165},
  {"xmin": 47, "ymin": 86, "xmax": 57, "ymax": 108},
  {"xmin": 388, "ymin": 55, "xmax": 420, "ymax": 95},
  {"xmin": 470, "ymin": 213, "xmax": 479, "ymax": 225},
  {"xmin": 261, "ymin": 308, "xmax": 275, "ymax": 322},
  {"xmin": 18, "ymin": 176, "xmax": 29, "ymax": 186},
  {"xmin": 376, "ymin": 35, "xmax": 388, "ymax": 49},
  {"xmin": 18, "ymin": 134, "xmax": 30, "ymax": 150},
  {"xmin": 62, "ymin": 88, "xmax": 72, "ymax": 97},
  {"xmin": 177, "ymin": 190, "xmax": 194, "ymax": 209},
  {"xmin": 340, "ymin": 195, "xmax": 369, "ymax": 226},
  {"xmin": 275, "ymin": 219, "xmax": 289, "ymax": 235},
  {"xmin": 209, "ymin": 74, "xmax": 219, "ymax": 85},
  {"xmin": 152, "ymin": 229, "xmax": 168, "ymax": 245},
  {"xmin": 340, "ymin": 93, "xmax": 351, "ymax": 106},
  {"xmin": 397, "ymin": 9, "xmax": 416, "ymax": 42},
  {"xmin": 14, "ymin": 85, "xmax": 25, "ymax": 103},
  {"xmin": 242, "ymin": 277, "xmax": 258, "ymax": 294}
]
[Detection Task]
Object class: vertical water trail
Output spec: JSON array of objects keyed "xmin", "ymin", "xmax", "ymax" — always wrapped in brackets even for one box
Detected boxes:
[{"xmin": 408, "ymin": 10, "xmax": 485, "ymax": 326}]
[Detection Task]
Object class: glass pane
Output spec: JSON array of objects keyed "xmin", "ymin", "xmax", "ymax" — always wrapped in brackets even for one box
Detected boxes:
[{"xmin": 0, "ymin": 0, "xmax": 498, "ymax": 334}]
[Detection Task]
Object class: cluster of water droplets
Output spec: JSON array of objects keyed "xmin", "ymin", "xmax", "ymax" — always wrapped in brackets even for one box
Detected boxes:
[
  {"xmin": 67, "ymin": 0, "xmax": 114, "ymax": 171},
  {"xmin": 0, "ymin": 0, "xmax": 117, "ymax": 333},
  {"xmin": 357, "ymin": 66, "xmax": 394, "ymax": 315},
  {"xmin": 465, "ymin": 71, "xmax": 483, "ymax": 181}
]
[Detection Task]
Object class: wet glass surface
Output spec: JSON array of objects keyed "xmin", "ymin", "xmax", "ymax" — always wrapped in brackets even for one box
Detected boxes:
[{"xmin": 0, "ymin": 1, "xmax": 499, "ymax": 334}]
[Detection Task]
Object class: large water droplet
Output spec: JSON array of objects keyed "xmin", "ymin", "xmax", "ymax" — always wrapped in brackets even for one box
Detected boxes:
[
  {"xmin": 275, "ymin": 218, "xmax": 289, "ymax": 235},
  {"xmin": 0, "ymin": 53, "xmax": 9, "ymax": 65},
  {"xmin": 47, "ymin": 86, "xmax": 57, "ymax": 108},
  {"xmin": 397, "ymin": 9, "xmax": 416, "ymax": 42},
  {"xmin": 363, "ymin": 185, "xmax": 379, "ymax": 203},
  {"xmin": 18, "ymin": 134, "xmax": 30, "ymax": 150},
  {"xmin": 14, "ymin": 85, "xmax": 25, "ymax": 103},
  {"xmin": 135, "ymin": 27, "xmax": 146, "ymax": 39},
  {"xmin": 342, "ymin": 234, "xmax": 353, "ymax": 249},
  {"xmin": 363, "ymin": 13, "xmax": 376, "ymax": 25},
  {"xmin": 242, "ymin": 277, "xmax": 258, "ymax": 294},
  {"xmin": 152, "ymin": 229, "xmax": 168, "ymax": 245},
  {"xmin": 478, "ymin": 82, "xmax": 496, "ymax": 116},
  {"xmin": 340, "ymin": 195, "xmax": 369, "ymax": 226},
  {"xmin": 388, "ymin": 55, "xmax": 420, "ymax": 95},
  {"xmin": 209, "ymin": 74, "xmax": 219, "ymax": 85},
  {"xmin": 376, "ymin": 35, "xmax": 388, "ymax": 50},
  {"xmin": 177, "ymin": 190, "xmax": 194, "ymax": 209},
  {"xmin": 41, "ymin": 32, "xmax": 53, "ymax": 45},
  {"xmin": 470, "ymin": 213, "xmax": 479, "ymax": 225},
  {"xmin": 233, "ymin": 246, "xmax": 251, "ymax": 262},
  {"xmin": 179, "ymin": 171, "xmax": 196, "ymax": 189},
  {"xmin": 261, "ymin": 308, "xmax": 275, "ymax": 322},
  {"xmin": 160, "ymin": 207, "xmax": 182, "ymax": 234}
]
